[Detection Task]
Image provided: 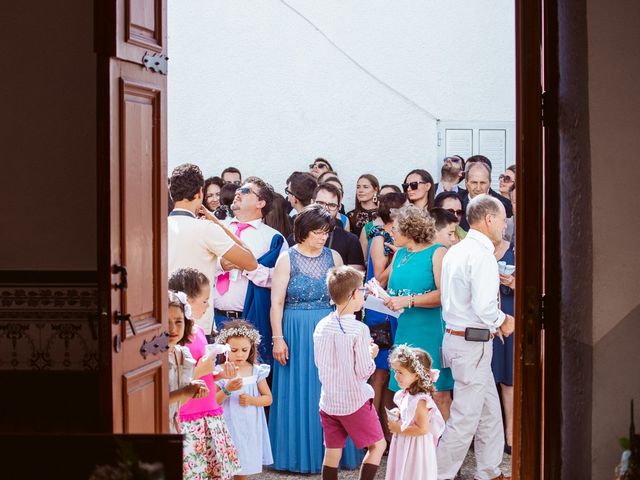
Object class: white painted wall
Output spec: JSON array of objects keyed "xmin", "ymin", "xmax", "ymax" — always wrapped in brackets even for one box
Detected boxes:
[{"xmin": 168, "ymin": 0, "xmax": 515, "ymax": 208}]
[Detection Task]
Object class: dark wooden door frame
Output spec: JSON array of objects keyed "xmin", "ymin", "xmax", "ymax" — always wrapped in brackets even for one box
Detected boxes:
[{"xmin": 514, "ymin": 0, "xmax": 562, "ymax": 478}]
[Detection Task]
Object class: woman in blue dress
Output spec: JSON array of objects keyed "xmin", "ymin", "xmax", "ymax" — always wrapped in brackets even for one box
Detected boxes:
[
  {"xmin": 269, "ymin": 205, "xmax": 363, "ymax": 473},
  {"xmin": 492, "ymin": 238, "xmax": 516, "ymax": 454}
]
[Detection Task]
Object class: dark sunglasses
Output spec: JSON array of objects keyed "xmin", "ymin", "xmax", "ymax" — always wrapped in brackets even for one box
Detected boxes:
[
  {"xmin": 446, "ymin": 208, "xmax": 464, "ymax": 218},
  {"xmin": 402, "ymin": 181, "xmax": 427, "ymax": 192},
  {"xmin": 309, "ymin": 163, "xmax": 329, "ymax": 170},
  {"xmin": 236, "ymin": 187, "xmax": 259, "ymax": 197},
  {"xmin": 499, "ymin": 174, "xmax": 514, "ymax": 183}
]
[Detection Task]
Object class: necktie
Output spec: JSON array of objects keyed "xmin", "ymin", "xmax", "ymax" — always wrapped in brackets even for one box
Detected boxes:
[{"xmin": 215, "ymin": 222, "xmax": 253, "ymax": 295}]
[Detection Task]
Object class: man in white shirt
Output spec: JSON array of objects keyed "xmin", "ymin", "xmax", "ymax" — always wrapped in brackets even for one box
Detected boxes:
[
  {"xmin": 213, "ymin": 176, "xmax": 287, "ymax": 362},
  {"xmin": 437, "ymin": 194, "xmax": 515, "ymax": 480},
  {"xmin": 168, "ymin": 164, "xmax": 257, "ymax": 336}
]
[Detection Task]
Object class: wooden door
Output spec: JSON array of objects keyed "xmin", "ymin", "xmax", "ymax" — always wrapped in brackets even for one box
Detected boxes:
[
  {"xmin": 513, "ymin": 0, "xmax": 545, "ymax": 477},
  {"xmin": 97, "ymin": 0, "xmax": 169, "ymax": 434}
]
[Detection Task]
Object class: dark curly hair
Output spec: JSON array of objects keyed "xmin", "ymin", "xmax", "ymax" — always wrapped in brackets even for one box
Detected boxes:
[{"xmin": 169, "ymin": 164, "xmax": 204, "ymax": 202}]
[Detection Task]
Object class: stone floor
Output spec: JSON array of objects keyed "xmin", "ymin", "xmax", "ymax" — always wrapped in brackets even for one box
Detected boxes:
[{"xmin": 255, "ymin": 451, "xmax": 512, "ymax": 479}]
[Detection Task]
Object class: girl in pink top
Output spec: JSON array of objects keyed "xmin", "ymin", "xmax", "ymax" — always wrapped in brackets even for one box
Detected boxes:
[{"xmin": 170, "ymin": 268, "xmax": 240, "ymax": 480}]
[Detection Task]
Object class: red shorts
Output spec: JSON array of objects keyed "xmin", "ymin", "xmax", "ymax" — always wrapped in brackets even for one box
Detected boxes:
[{"xmin": 319, "ymin": 399, "xmax": 384, "ymax": 449}]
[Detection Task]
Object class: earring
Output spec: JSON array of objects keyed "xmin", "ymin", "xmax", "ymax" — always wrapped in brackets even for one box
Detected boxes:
[{"xmin": 373, "ymin": 194, "xmax": 378, "ymax": 204}]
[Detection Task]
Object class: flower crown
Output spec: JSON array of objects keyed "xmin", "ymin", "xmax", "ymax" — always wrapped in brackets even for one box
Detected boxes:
[
  {"xmin": 393, "ymin": 344, "xmax": 439, "ymax": 388},
  {"xmin": 174, "ymin": 291, "xmax": 193, "ymax": 320},
  {"xmin": 215, "ymin": 325, "xmax": 261, "ymax": 346}
]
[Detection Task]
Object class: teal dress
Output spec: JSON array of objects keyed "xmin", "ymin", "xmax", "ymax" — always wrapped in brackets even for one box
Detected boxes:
[{"xmin": 387, "ymin": 245, "xmax": 454, "ymax": 392}]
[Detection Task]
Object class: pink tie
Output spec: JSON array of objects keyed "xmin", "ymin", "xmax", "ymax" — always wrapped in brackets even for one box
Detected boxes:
[{"xmin": 215, "ymin": 222, "xmax": 253, "ymax": 295}]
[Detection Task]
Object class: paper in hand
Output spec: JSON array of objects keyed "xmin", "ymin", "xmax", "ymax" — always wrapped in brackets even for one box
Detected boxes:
[{"xmin": 385, "ymin": 407, "xmax": 400, "ymax": 422}]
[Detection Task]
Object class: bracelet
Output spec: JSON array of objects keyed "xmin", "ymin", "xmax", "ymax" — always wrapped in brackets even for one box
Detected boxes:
[
  {"xmin": 409, "ymin": 294, "xmax": 414, "ymax": 308},
  {"xmin": 221, "ymin": 386, "xmax": 231, "ymax": 396}
]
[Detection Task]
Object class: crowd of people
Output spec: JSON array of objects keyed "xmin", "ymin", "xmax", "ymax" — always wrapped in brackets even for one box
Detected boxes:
[{"xmin": 166, "ymin": 155, "xmax": 517, "ymax": 480}]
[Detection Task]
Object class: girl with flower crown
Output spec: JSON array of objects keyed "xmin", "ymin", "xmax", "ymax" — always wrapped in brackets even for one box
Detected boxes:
[
  {"xmin": 385, "ymin": 345, "xmax": 445, "ymax": 480},
  {"xmin": 215, "ymin": 320, "xmax": 273, "ymax": 479},
  {"xmin": 169, "ymin": 269, "xmax": 241, "ymax": 480}
]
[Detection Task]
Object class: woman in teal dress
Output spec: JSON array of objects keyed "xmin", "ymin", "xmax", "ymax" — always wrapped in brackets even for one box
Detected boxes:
[{"xmin": 384, "ymin": 205, "xmax": 454, "ymax": 420}]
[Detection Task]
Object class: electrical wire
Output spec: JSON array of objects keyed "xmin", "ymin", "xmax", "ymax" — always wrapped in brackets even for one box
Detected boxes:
[{"xmin": 277, "ymin": 0, "xmax": 441, "ymax": 122}]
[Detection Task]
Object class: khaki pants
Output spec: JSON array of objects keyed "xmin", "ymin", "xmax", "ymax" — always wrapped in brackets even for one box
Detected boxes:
[{"xmin": 437, "ymin": 333, "xmax": 504, "ymax": 480}]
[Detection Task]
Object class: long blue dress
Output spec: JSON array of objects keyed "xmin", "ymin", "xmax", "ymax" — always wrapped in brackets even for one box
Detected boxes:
[
  {"xmin": 492, "ymin": 243, "xmax": 515, "ymax": 385},
  {"xmin": 269, "ymin": 247, "xmax": 363, "ymax": 473}
]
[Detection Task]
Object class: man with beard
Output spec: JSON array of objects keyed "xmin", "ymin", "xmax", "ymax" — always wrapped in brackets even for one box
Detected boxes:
[
  {"xmin": 434, "ymin": 155, "xmax": 467, "ymax": 196},
  {"xmin": 212, "ymin": 176, "xmax": 287, "ymax": 362}
]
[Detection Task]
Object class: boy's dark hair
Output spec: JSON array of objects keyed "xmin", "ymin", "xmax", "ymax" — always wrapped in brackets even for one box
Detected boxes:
[
  {"xmin": 286, "ymin": 171, "xmax": 318, "ymax": 206},
  {"xmin": 326, "ymin": 266, "xmax": 363, "ymax": 305},
  {"xmin": 169, "ymin": 163, "xmax": 204, "ymax": 202},
  {"xmin": 377, "ymin": 192, "xmax": 407, "ymax": 224},
  {"xmin": 168, "ymin": 290, "xmax": 194, "ymax": 345},
  {"xmin": 243, "ymin": 176, "xmax": 275, "ymax": 217},
  {"xmin": 218, "ymin": 319, "xmax": 259, "ymax": 364},
  {"xmin": 313, "ymin": 182, "xmax": 343, "ymax": 204},
  {"xmin": 380, "ymin": 184, "xmax": 402, "ymax": 194},
  {"xmin": 221, "ymin": 166, "xmax": 242, "ymax": 182},
  {"xmin": 429, "ymin": 207, "xmax": 459, "ymax": 230},
  {"xmin": 264, "ymin": 193, "xmax": 293, "ymax": 238},
  {"xmin": 293, "ymin": 204, "xmax": 335, "ymax": 243},
  {"xmin": 168, "ymin": 268, "xmax": 210, "ymax": 298}
]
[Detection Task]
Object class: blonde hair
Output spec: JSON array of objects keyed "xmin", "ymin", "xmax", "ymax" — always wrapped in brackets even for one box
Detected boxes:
[
  {"xmin": 393, "ymin": 205, "xmax": 436, "ymax": 244},
  {"xmin": 326, "ymin": 266, "xmax": 364, "ymax": 305}
]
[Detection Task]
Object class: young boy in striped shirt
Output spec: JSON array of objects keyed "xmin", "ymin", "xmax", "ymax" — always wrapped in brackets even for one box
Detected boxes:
[{"xmin": 313, "ymin": 266, "xmax": 386, "ymax": 480}]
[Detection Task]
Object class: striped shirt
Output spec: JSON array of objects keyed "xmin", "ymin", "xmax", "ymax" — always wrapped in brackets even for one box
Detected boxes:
[{"xmin": 313, "ymin": 313, "xmax": 376, "ymax": 416}]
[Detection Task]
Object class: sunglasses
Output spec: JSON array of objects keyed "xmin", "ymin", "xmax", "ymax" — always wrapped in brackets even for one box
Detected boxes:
[
  {"xmin": 447, "ymin": 156, "xmax": 463, "ymax": 164},
  {"xmin": 315, "ymin": 200, "xmax": 339, "ymax": 211},
  {"xmin": 446, "ymin": 208, "xmax": 464, "ymax": 218},
  {"xmin": 499, "ymin": 174, "xmax": 514, "ymax": 183},
  {"xmin": 402, "ymin": 181, "xmax": 427, "ymax": 192},
  {"xmin": 236, "ymin": 187, "xmax": 259, "ymax": 197},
  {"xmin": 309, "ymin": 163, "xmax": 329, "ymax": 170}
]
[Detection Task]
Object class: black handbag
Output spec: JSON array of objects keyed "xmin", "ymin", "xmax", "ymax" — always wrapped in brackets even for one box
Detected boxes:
[{"xmin": 369, "ymin": 318, "xmax": 393, "ymax": 349}]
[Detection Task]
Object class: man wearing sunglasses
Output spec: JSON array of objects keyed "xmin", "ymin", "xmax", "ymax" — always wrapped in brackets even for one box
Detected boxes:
[
  {"xmin": 168, "ymin": 163, "xmax": 257, "ymax": 337},
  {"xmin": 286, "ymin": 183, "xmax": 365, "ymax": 272},
  {"xmin": 308, "ymin": 157, "xmax": 334, "ymax": 178},
  {"xmin": 434, "ymin": 155, "xmax": 467, "ymax": 197},
  {"xmin": 212, "ymin": 177, "xmax": 288, "ymax": 362}
]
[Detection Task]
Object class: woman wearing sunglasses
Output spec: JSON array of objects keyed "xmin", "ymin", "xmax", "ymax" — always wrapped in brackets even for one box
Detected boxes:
[
  {"xmin": 402, "ymin": 169, "xmax": 435, "ymax": 211},
  {"xmin": 498, "ymin": 164, "xmax": 516, "ymax": 199}
]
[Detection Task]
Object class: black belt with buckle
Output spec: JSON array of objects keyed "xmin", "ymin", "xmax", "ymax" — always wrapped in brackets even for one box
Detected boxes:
[{"xmin": 215, "ymin": 309, "xmax": 243, "ymax": 319}]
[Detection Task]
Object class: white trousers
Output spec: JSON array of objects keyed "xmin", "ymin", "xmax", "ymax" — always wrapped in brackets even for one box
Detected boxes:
[{"xmin": 436, "ymin": 333, "xmax": 504, "ymax": 480}]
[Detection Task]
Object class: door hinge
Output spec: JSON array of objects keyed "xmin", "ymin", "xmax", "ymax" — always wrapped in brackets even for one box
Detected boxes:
[
  {"xmin": 540, "ymin": 293, "xmax": 545, "ymax": 329},
  {"xmin": 142, "ymin": 52, "xmax": 168, "ymax": 75}
]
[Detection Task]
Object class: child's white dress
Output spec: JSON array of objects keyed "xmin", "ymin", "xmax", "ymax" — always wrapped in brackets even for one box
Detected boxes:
[{"xmin": 385, "ymin": 390, "xmax": 445, "ymax": 480}]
